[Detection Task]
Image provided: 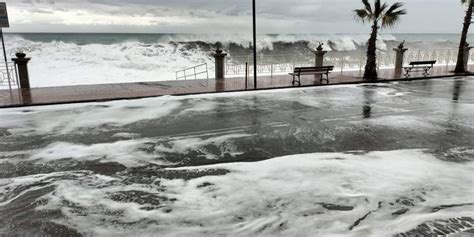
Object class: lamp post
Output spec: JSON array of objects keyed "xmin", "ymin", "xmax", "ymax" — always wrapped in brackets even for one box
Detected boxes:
[{"xmin": 252, "ymin": 0, "xmax": 257, "ymax": 89}]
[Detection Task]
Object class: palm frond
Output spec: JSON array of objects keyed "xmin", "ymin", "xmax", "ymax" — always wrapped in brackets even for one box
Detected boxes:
[
  {"xmin": 362, "ymin": 0, "xmax": 373, "ymax": 15},
  {"xmin": 355, "ymin": 0, "xmax": 406, "ymax": 28},
  {"xmin": 377, "ymin": 2, "xmax": 389, "ymax": 19},
  {"xmin": 355, "ymin": 9, "xmax": 370, "ymax": 22},
  {"xmin": 381, "ymin": 13, "xmax": 399, "ymax": 28},
  {"xmin": 374, "ymin": 0, "xmax": 382, "ymax": 16},
  {"xmin": 381, "ymin": 8, "xmax": 406, "ymax": 28},
  {"xmin": 385, "ymin": 2, "xmax": 404, "ymax": 15}
]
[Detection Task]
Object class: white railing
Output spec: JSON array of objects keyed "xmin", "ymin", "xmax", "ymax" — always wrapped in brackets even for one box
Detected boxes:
[
  {"xmin": 223, "ymin": 48, "xmax": 469, "ymax": 77},
  {"xmin": 226, "ymin": 54, "xmax": 313, "ymax": 76},
  {"xmin": 0, "ymin": 62, "xmax": 19, "ymax": 90},
  {"xmin": 176, "ymin": 63, "xmax": 209, "ymax": 80}
]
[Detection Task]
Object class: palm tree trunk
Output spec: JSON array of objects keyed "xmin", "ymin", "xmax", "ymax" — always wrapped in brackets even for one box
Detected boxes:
[
  {"xmin": 364, "ymin": 21, "xmax": 379, "ymax": 80},
  {"xmin": 455, "ymin": 1, "xmax": 473, "ymax": 73}
]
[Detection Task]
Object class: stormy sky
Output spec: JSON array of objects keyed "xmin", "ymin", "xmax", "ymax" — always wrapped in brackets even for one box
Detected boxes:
[{"xmin": 3, "ymin": 0, "xmax": 467, "ymax": 33}]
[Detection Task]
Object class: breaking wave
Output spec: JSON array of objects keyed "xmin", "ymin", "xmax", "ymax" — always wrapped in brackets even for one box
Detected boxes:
[{"xmin": 3, "ymin": 33, "xmax": 462, "ymax": 87}]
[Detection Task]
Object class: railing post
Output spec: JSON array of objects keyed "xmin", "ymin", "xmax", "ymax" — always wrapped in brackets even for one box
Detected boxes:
[
  {"xmin": 270, "ymin": 60, "xmax": 273, "ymax": 77},
  {"xmin": 341, "ymin": 55, "xmax": 344, "ymax": 74},
  {"xmin": 393, "ymin": 41, "xmax": 408, "ymax": 78},
  {"xmin": 213, "ymin": 49, "xmax": 227, "ymax": 80},
  {"xmin": 245, "ymin": 62, "xmax": 248, "ymax": 90},
  {"xmin": 446, "ymin": 50, "xmax": 450, "ymax": 70},
  {"xmin": 12, "ymin": 53, "xmax": 31, "ymax": 89}
]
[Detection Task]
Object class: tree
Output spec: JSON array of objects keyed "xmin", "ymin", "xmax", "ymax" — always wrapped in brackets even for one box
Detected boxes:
[
  {"xmin": 455, "ymin": 0, "xmax": 473, "ymax": 73},
  {"xmin": 355, "ymin": 0, "xmax": 406, "ymax": 80}
]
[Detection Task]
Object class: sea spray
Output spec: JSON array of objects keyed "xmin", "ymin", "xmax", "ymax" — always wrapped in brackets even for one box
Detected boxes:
[{"xmin": 3, "ymin": 33, "xmax": 463, "ymax": 87}]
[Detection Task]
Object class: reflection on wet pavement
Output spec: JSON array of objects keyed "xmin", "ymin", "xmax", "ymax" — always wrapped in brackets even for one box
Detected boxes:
[{"xmin": 0, "ymin": 77, "xmax": 473, "ymax": 236}]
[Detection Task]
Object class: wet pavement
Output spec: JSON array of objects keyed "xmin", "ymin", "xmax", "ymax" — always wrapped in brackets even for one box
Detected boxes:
[
  {"xmin": 0, "ymin": 77, "xmax": 473, "ymax": 236},
  {"xmin": 1, "ymin": 65, "xmax": 472, "ymax": 108}
]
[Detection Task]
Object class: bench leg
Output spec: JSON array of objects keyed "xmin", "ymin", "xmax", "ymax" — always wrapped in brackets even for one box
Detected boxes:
[
  {"xmin": 297, "ymin": 75, "xmax": 301, "ymax": 86},
  {"xmin": 423, "ymin": 67, "xmax": 431, "ymax": 77},
  {"xmin": 292, "ymin": 75, "xmax": 295, "ymax": 85},
  {"xmin": 404, "ymin": 68, "xmax": 411, "ymax": 78},
  {"xmin": 326, "ymin": 73, "xmax": 330, "ymax": 84}
]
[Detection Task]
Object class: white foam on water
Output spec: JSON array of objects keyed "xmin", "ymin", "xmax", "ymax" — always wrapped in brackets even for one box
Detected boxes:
[
  {"xmin": 374, "ymin": 87, "xmax": 408, "ymax": 97},
  {"xmin": 178, "ymin": 99, "xmax": 218, "ymax": 116},
  {"xmin": 358, "ymin": 115, "xmax": 443, "ymax": 132},
  {"xmin": 1, "ymin": 130, "xmax": 253, "ymax": 166},
  {"xmin": 2, "ymin": 33, "xmax": 460, "ymax": 88},
  {"xmin": 111, "ymin": 132, "xmax": 142, "ymax": 139},
  {"xmin": 0, "ymin": 78, "xmax": 457, "ymax": 138},
  {"xmin": 0, "ymin": 96, "xmax": 183, "ymax": 135},
  {"xmin": 154, "ymin": 133, "xmax": 254, "ymax": 160},
  {"xmin": 7, "ymin": 38, "xmax": 215, "ymax": 87},
  {"xmin": 0, "ymin": 82, "xmax": 365, "ymax": 136},
  {"xmin": 25, "ymin": 149, "xmax": 473, "ymax": 236},
  {"xmin": 29, "ymin": 139, "xmax": 163, "ymax": 167}
]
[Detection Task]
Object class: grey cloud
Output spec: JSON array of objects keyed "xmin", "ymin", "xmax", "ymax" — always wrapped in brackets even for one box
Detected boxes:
[{"xmin": 3, "ymin": 0, "xmax": 468, "ymax": 33}]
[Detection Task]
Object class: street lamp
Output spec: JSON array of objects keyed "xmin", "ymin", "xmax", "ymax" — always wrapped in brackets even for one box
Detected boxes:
[{"xmin": 252, "ymin": 0, "xmax": 257, "ymax": 89}]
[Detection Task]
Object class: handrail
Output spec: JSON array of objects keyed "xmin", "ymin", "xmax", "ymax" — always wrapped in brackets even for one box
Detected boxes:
[
  {"xmin": 225, "ymin": 48, "xmax": 463, "ymax": 76},
  {"xmin": 0, "ymin": 62, "xmax": 19, "ymax": 90},
  {"xmin": 176, "ymin": 63, "xmax": 209, "ymax": 80}
]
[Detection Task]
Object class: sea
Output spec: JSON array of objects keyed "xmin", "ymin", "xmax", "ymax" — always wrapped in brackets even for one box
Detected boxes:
[{"xmin": 2, "ymin": 33, "xmax": 469, "ymax": 87}]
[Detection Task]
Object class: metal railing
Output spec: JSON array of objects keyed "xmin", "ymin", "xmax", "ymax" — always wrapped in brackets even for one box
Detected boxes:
[
  {"xmin": 0, "ymin": 62, "xmax": 19, "ymax": 90},
  {"xmin": 177, "ymin": 48, "xmax": 472, "ymax": 80},
  {"xmin": 223, "ymin": 48, "xmax": 469, "ymax": 77},
  {"xmin": 176, "ymin": 63, "xmax": 209, "ymax": 80}
]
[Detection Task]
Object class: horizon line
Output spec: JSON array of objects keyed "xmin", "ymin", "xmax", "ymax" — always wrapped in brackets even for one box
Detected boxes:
[{"xmin": 1, "ymin": 32, "xmax": 469, "ymax": 35}]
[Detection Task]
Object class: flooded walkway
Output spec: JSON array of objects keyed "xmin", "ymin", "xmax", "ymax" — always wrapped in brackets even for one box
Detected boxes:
[
  {"xmin": 0, "ymin": 77, "xmax": 473, "ymax": 236},
  {"xmin": 0, "ymin": 65, "xmax": 472, "ymax": 108}
]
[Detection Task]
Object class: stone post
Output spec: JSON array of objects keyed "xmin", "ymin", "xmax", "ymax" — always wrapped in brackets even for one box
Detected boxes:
[
  {"xmin": 314, "ymin": 43, "xmax": 327, "ymax": 67},
  {"xmin": 393, "ymin": 41, "xmax": 408, "ymax": 77},
  {"xmin": 12, "ymin": 52, "xmax": 31, "ymax": 89},
  {"xmin": 464, "ymin": 43, "xmax": 472, "ymax": 70},
  {"xmin": 213, "ymin": 49, "xmax": 227, "ymax": 80}
]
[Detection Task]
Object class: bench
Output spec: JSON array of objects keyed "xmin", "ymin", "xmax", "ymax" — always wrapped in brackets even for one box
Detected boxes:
[
  {"xmin": 289, "ymin": 66, "xmax": 334, "ymax": 86},
  {"xmin": 403, "ymin": 60, "xmax": 436, "ymax": 78}
]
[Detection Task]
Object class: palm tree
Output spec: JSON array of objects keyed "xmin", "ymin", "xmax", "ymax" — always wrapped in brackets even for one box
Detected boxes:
[
  {"xmin": 455, "ymin": 0, "xmax": 473, "ymax": 73},
  {"xmin": 355, "ymin": 0, "xmax": 406, "ymax": 80}
]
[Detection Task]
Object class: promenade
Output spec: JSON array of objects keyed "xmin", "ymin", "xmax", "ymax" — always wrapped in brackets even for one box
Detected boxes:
[
  {"xmin": 1, "ymin": 78, "xmax": 473, "ymax": 236},
  {"xmin": 0, "ymin": 65, "xmax": 472, "ymax": 108}
]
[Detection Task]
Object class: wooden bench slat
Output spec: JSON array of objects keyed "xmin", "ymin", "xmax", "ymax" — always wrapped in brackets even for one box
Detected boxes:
[{"xmin": 409, "ymin": 60, "xmax": 436, "ymax": 66}]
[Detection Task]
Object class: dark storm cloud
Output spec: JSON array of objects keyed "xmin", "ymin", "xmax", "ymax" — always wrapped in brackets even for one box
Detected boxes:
[{"xmin": 3, "ymin": 0, "xmax": 467, "ymax": 33}]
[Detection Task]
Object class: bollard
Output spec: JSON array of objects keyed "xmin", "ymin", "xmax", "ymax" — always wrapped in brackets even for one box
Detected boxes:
[
  {"xmin": 393, "ymin": 41, "xmax": 408, "ymax": 78},
  {"xmin": 314, "ymin": 42, "xmax": 327, "ymax": 67},
  {"xmin": 12, "ymin": 52, "xmax": 31, "ymax": 89},
  {"xmin": 213, "ymin": 49, "xmax": 227, "ymax": 80},
  {"xmin": 464, "ymin": 43, "xmax": 472, "ymax": 70}
]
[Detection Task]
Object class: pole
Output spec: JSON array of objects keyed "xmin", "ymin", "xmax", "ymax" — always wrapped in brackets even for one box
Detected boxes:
[
  {"xmin": 0, "ymin": 28, "xmax": 12, "ymax": 92},
  {"xmin": 252, "ymin": 0, "xmax": 257, "ymax": 89},
  {"xmin": 245, "ymin": 62, "xmax": 248, "ymax": 90}
]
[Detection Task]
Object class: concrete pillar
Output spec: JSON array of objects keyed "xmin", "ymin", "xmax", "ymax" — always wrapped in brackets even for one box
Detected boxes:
[
  {"xmin": 12, "ymin": 53, "xmax": 31, "ymax": 89},
  {"xmin": 393, "ymin": 42, "xmax": 408, "ymax": 77},
  {"xmin": 314, "ymin": 43, "xmax": 327, "ymax": 67},
  {"xmin": 464, "ymin": 44, "xmax": 472, "ymax": 70},
  {"xmin": 213, "ymin": 49, "xmax": 227, "ymax": 80}
]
